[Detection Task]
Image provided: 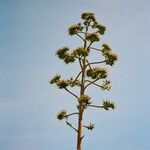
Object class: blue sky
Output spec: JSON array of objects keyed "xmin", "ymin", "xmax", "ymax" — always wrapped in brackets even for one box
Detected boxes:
[{"xmin": 0, "ymin": 0, "xmax": 150, "ymax": 150}]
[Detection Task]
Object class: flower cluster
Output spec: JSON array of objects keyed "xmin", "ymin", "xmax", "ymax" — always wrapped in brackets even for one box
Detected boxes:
[
  {"xmin": 81, "ymin": 12, "xmax": 106, "ymax": 36},
  {"xmin": 56, "ymin": 47, "xmax": 69, "ymax": 59},
  {"xmin": 103, "ymin": 100, "xmax": 115, "ymax": 110},
  {"xmin": 66, "ymin": 78, "xmax": 80, "ymax": 87},
  {"xmin": 102, "ymin": 44, "xmax": 118, "ymax": 66},
  {"xmin": 50, "ymin": 75, "xmax": 80, "ymax": 89},
  {"xmin": 56, "ymin": 47, "xmax": 75, "ymax": 64},
  {"xmin": 78, "ymin": 95, "xmax": 91, "ymax": 105},
  {"xmin": 84, "ymin": 123, "xmax": 95, "ymax": 130},
  {"xmin": 86, "ymin": 67, "xmax": 107, "ymax": 79},
  {"xmin": 101, "ymin": 80, "xmax": 111, "ymax": 91},
  {"xmin": 57, "ymin": 110, "xmax": 67, "ymax": 120},
  {"xmin": 50, "ymin": 75, "xmax": 61, "ymax": 84},
  {"xmin": 56, "ymin": 80, "xmax": 69, "ymax": 89},
  {"xmin": 105, "ymin": 52, "xmax": 118, "ymax": 66},
  {"xmin": 73, "ymin": 47, "xmax": 89, "ymax": 57},
  {"xmin": 63, "ymin": 53, "xmax": 75, "ymax": 64},
  {"xmin": 81, "ymin": 12, "xmax": 96, "ymax": 22},
  {"xmin": 93, "ymin": 22, "xmax": 106, "ymax": 35},
  {"xmin": 86, "ymin": 33, "xmax": 99, "ymax": 42},
  {"xmin": 68, "ymin": 23, "xmax": 83, "ymax": 36}
]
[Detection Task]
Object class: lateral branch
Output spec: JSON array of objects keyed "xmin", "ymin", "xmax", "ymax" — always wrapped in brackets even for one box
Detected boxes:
[
  {"xmin": 66, "ymin": 112, "xmax": 79, "ymax": 118},
  {"xmin": 90, "ymin": 47, "xmax": 102, "ymax": 52},
  {"xmin": 84, "ymin": 77, "xmax": 101, "ymax": 89},
  {"xmin": 64, "ymin": 88, "xmax": 79, "ymax": 100},
  {"xmin": 74, "ymin": 71, "xmax": 82, "ymax": 82},
  {"xmin": 66, "ymin": 121, "xmax": 78, "ymax": 132},
  {"xmin": 76, "ymin": 33, "xmax": 85, "ymax": 42},
  {"xmin": 87, "ymin": 104, "xmax": 103, "ymax": 109},
  {"xmin": 85, "ymin": 80, "xmax": 102, "ymax": 88},
  {"xmin": 89, "ymin": 60, "xmax": 106, "ymax": 65}
]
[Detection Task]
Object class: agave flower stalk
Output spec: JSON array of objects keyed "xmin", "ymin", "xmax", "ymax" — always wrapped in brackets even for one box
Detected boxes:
[{"xmin": 50, "ymin": 12, "xmax": 118, "ymax": 150}]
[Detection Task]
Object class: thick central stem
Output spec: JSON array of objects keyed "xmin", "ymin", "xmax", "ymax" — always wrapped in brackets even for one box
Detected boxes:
[
  {"xmin": 77, "ymin": 54, "xmax": 86, "ymax": 150},
  {"xmin": 77, "ymin": 25, "xmax": 88, "ymax": 150},
  {"xmin": 77, "ymin": 61, "xmax": 85, "ymax": 150},
  {"xmin": 77, "ymin": 105, "xmax": 83, "ymax": 150}
]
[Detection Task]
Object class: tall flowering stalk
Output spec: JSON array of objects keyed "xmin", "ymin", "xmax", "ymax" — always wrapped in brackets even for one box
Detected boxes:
[{"xmin": 50, "ymin": 12, "xmax": 118, "ymax": 150}]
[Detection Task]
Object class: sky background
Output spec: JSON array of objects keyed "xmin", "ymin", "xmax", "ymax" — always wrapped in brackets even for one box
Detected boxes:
[{"xmin": 0, "ymin": 0, "xmax": 150, "ymax": 150}]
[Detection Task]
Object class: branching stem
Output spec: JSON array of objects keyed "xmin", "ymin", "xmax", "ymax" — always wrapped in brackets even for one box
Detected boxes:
[
  {"xmin": 89, "ymin": 60, "xmax": 106, "ymax": 65},
  {"xmin": 76, "ymin": 33, "xmax": 85, "ymax": 42},
  {"xmin": 64, "ymin": 88, "xmax": 79, "ymax": 99},
  {"xmin": 74, "ymin": 71, "xmax": 82, "ymax": 82},
  {"xmin": 87, "ymin": 104, "xmax": 103, "ymax": 109},
  {"xmin": 77, "ymin": 57, "xmax": 83, "ymax": 70},
  {"xmin": 90, "ymin": 47, "xmax": 102, "ymax": 52},
  {"xmin": 66, "ymin": 112, "xmax": 79, "ymax": 117},
  {"xmin": 84, "ymin": 77, "xmax": 101, "ymax": 89},
  {"xmin": 77, "ymin": 31, "xmax": 86, "ymax": 34},
  {"xmin": 87, "ymin": 42, "xmax": 93, "ymax": 49},
  {"xmin": 66, "ymin": 121, "xmax": 78, "ymax": 132},
  {"xmin": 85, "ymin": 59, "xmax": 92, "ymax": 69},
  {"xmin": 85, "ymin": 80, "xmax": 102, "ymax": 88}
]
